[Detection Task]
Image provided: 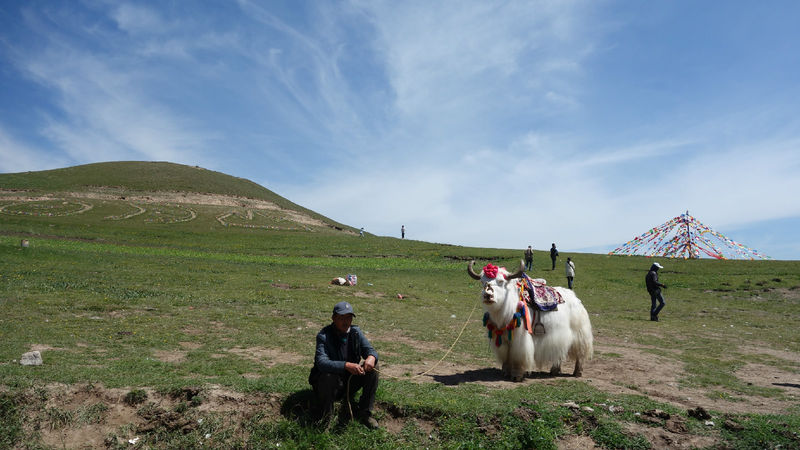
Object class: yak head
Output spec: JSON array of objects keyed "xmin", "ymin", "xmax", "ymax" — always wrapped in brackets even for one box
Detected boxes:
[{"xmin": 467, "ymin": 260, "xmax": 525, "ymax": 306}]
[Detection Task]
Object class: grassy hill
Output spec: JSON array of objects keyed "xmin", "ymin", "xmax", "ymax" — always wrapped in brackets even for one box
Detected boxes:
[
  {"xmin": 1, "ymin": 162, "xmax": 799, "ymax": 449},
  {"xmin": 2, "ymin": 161, "xmax": 285, "ymax": 201},
  {"xmin": 0, "ymin": 161, "xmax": 350, "ymax": 233}
]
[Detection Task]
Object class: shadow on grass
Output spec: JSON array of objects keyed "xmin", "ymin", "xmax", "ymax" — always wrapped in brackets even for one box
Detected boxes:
[
  {"xmin": 280, "ymin": 389, "xmax": 372, "ymax": 432},
  {"xmin": 431, "ymin": 368, "xmax": 576, "ymax": 385},
  {"xmin": 432, "ymin": 368, "xmax": 504, "ymax": 385},
  {"xmin": 281, "ymin": 389, "xmax": 316, "ymax": 426}
]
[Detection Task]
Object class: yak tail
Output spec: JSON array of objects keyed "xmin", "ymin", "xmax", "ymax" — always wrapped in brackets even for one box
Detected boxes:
[
  {"xmin": 570, "ymin": 322, "xmax": 593, "ymax": 362},
  {"xmin": 568, "ymin": 302, "xmax": 594, "ymax": 362}
]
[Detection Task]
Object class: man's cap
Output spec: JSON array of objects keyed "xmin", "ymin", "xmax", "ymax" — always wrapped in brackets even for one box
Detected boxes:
[
  {"xmin": 333, "ymin": 301, "xmax": 356, "ymax": 316},
  {"xmin": 653, "ymin": 262, "xmax": 663, "ymax": 269}
]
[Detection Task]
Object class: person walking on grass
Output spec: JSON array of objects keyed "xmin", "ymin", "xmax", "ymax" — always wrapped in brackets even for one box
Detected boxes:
[
  {"xmin": 645, "ymin": 262, "xmax": 667, "ymax": 321},
  {"xmin": 565, "ymin": 257, "xmax": 575, "ymax": 289},
  {"xmin": 550, "ymin": 243, "xmax": 559, "ymax": 270},
  {"xmin": 524, "ymin": 245, "xmax": 534, "ymax": 271},
  {"xmin": 309, "ymin": 301, "xmax": 380, "ymax": 429}
]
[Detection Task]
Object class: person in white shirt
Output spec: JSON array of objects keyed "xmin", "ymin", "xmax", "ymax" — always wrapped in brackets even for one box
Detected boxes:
[{"xmin": 565, "ymin": 257, "xmax": 575, "ymax": 289}]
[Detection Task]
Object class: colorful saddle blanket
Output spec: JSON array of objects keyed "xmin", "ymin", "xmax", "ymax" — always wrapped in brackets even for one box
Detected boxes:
[{"xmin": 518, "ymin": 273, "xmax": 563, "ymax": 311}]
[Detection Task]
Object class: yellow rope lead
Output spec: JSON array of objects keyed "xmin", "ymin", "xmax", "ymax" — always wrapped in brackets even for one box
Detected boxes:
[
  {"xmin": 410, "ymin": 295, "xmax": 481, "ymax": 379},
  {"xmin": 345, "ymin": 296, "xmax": 482, "ymax": 420}
]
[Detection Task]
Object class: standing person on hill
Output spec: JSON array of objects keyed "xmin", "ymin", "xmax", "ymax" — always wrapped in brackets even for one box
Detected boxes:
[
  {"xmin": 309, "ymin": 302, "xmax": 380, "ymax": 429},
  {"xmin": 401, "ymin": 225, "xmax": 405, "ymax": 239},
  {"xmin": 645, "ymin": 262, "xmax": 667, "ymax": 321},
  {"xmin": 565, "ymin": 257, "xmax": 575, "ymax": 289},
  {"xmin": 524, "ymin": 245, "xmax": 534, "ymax": 271},
  {"xmin": 550, "ymin": 243, "xmax": 559, "ymax": 270}
]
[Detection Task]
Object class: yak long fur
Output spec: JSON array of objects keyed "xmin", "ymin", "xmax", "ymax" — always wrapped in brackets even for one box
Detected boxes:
[{"xmin": 471, "ymin": 262, "xmax": 593, "ymax": 381}]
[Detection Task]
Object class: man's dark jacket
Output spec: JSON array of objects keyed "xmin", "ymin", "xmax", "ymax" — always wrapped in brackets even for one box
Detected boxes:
[
  {"xmin": 645, "ymin": 264, "xmax": 664, "ymax": 293},
  {"xmin": 309, "ymin": 324, "xmax": 378, "ymax": 385}
]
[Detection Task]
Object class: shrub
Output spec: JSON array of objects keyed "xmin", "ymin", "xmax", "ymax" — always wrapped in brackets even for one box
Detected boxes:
[{"xmin": 124, "ymin": 389, "xmax": 148, "ymax": 406}]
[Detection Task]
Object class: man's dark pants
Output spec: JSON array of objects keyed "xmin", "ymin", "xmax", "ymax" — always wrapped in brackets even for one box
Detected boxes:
[
  {"xmin": 313, "ymin": 371, "xmax": 379, "ymax": 420},
  {"xmin": 650, "ymin": 289, "xmax": 665, "ymax": 318}
]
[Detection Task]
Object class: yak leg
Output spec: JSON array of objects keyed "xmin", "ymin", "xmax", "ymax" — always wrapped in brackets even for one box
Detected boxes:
[
  {"xmin": 501, "ymin": 361, "xmax": 511, "ymax": 378},
  {"xmin": 510, "ymin": 364, "xmax": 526, "ymax": 382},
  {"xmin": 573, "ymin": 359, "xmax": 583, "ymax": 377},
  {"xmin": 549, "ymin": 363, "xmax": 561, "ymax": 376}
]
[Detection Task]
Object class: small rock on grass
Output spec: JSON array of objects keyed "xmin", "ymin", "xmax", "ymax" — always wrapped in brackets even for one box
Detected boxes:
[{"xmin": 20, "ymin": 351, "xmax": 43, "ymax": 366}]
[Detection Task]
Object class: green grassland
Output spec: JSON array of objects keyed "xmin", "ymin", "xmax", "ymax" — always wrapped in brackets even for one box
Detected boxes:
[{"xmin": 1, "ymin": 162, "xmax": 799, "ymax": 449}]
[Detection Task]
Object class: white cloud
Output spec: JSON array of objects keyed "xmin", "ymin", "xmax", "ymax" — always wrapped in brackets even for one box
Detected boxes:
[
  {"xmin": 111, "ymin": 4, "xmax": 166, "ymax": 34},
  {"xmin": 671, "ymin": 141, "xmax": 800, "ymax": 225},
  {"xmin": 0, "ymin": 126, "xmax": 71, "ymax": 173},
  {"xmin": 11, "ymin": 21, "xmax": 218, "ymax": 169},
  {"xmin": 356, "ymin": 1, "xmax": 592, "ymax": 118}
]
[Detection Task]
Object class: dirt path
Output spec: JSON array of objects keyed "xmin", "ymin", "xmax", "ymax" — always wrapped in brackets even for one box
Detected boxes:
[{"xmin": 379, "ymin": 333, "xmax": 800, "ymax": 415}]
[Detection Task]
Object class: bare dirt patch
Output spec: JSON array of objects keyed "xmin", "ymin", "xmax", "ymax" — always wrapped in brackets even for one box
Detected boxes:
[
  {"xmin": 558, "ymin": 434, "xmax": 600, "ymax": 449},
  {"xmin": 623, "ymin": 421, "xmax": 717, "ymax": 450},
  {"xmin": 25, "ymin": 383, "xmax": 284, "ymax": 448},
  {"xmin": 179, "ymin": 341, "xmax": 202, "ymax": 350},
  {"xmin": 153, "ymin": 349, "xmax": 188, "ymax": 364},
  {"xmin": 29, "ymin": 344, "xmax": 60, "ymax": 352},
  {"xmin": 583, "ymin": 336, "xmax": 799, "ymax": 415},
  {"xmin": 775, "ymin": 287, "xmax": 800, "ymax": 301},
  {"xmin": 736, "ymin": 362, "xmax": 800, "ymax": 393}
]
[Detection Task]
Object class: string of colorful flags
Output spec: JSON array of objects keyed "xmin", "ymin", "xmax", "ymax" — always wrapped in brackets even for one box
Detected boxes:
[{"xmin": 609, "ymin": 212, "xmax": 770, "ymax": 260}]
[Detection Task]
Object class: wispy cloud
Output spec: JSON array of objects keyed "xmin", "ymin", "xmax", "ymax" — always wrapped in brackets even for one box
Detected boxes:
[
  {"xmin": 111, "ymin": 4, "xmax": 167, "ymax": 35},
  {"xmin": 5, "ymin": 4, "xmax": 223, "ymax": 168},
  {"xmin": 0, "ymin": 126, "xmax": 70, "ymax": 173},
  {"xmin": 355, "ymin": 1, "xmax": 595, "ymax": 141},
  {"xmin": 23, "ymin": 47, "xmax": 213, "ymax": 164}
]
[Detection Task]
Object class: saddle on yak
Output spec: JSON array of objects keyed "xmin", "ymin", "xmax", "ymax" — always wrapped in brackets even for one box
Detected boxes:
[{"xmin": 517, "ymin": 273, "xmax": 564, "ymax": 335}]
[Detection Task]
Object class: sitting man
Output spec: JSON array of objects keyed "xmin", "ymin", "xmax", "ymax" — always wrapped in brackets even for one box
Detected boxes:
[{"xmin": 309, "ymin": 301, "xmax": 379, "ymax": 429}]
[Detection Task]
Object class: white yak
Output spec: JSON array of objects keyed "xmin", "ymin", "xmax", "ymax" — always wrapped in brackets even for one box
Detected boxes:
[{"xmin": 467, "ymin": 260, "xmax": 593, "ymax": 381}]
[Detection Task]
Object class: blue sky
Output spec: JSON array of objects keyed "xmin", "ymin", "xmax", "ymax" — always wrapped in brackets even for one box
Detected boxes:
[{"xmin": 1, "ymin": 1, "xmax": 799, "ymax": 260}]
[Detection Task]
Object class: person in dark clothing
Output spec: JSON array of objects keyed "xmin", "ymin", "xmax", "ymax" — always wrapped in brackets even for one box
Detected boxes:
[
  {"xmin": 309, "ymin": 301, "xmax": 380, "ymax": 429},
  {"xmin": 524, "ymin": 245, "xmax": 533, "ymax": 271},
  {"xmin": 645, "ymin": 262, "xmax": 667, "ymax": 321},
  {"xmin": 550, "ymin": 243, "xmax": 559, "ymax": 270}
]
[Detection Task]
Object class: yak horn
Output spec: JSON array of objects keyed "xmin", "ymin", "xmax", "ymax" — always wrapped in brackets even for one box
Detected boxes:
[
  {"xmin": 467, "ymin": 260, "xmax": 482, "ymax": 280},
  {"xmin": 505, "ymin": 259, "xmax": 526, "ymax": 280}
]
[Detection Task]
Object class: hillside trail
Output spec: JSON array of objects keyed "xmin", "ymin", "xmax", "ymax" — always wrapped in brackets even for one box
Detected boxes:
[{"xmin": 0, "ymin": 189, "xmax": 333, "ymax": 228}]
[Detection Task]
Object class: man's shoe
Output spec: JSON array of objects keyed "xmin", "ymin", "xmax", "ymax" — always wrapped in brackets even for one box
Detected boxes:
[
  {"xmin": 360, "ymin": 415, "xmax": 379, "ymax": 430},
  {"xmin": 650, "ymin": 315, "xmax": 659, "ymax": 322}
]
